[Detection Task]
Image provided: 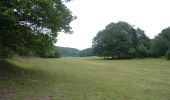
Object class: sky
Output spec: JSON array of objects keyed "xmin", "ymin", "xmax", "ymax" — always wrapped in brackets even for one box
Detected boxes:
[{"xmin": 56, "ymin": 0, "xmax": 170, "ymax": 50}]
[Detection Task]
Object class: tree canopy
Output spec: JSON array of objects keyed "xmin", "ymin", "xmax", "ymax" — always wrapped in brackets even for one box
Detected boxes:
[
  {"xmin": 92, "ymin": 21, "xmax": 151, "ymax": 59},
  {"xmin": 151, "ymin": 27, "xmax": 170, "ymax": 59},
  {"xmin": 79, "ymin": 48, "xmax": 94, "ymax": 57},
  {"xmin": 0, "ymin": 0, "xmax": 75, "ymax": 58}
]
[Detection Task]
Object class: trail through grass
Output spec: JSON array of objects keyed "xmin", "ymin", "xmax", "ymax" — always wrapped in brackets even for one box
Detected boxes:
[{"xmin": 0, "ymin": 57, "xmax": 170, "ymax": 100}]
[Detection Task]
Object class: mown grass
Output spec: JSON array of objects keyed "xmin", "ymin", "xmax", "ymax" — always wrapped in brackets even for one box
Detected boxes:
[{"xmin": 0, "ymin": 57, "xmax": 170, "ymax": 100}]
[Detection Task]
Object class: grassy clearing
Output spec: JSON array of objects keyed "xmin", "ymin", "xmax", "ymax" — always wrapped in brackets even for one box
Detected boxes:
[{"xmin": 0, "ymin": 57, "xmax": 170, "ymax": 100}]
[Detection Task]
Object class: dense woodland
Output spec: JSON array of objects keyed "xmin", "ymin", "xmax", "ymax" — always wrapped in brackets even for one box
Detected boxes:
[
  {"xmin": 92, "ymin": 21, "xmax": 170, "ymax": 60},
  {"xmin": 0, "ymin": 0, "xmax": 170, "ymax": 60}
]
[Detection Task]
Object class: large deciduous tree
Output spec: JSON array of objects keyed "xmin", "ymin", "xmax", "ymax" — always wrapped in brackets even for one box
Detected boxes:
[
  {"xmin": 151, "ymin": 27, "xmax": 170, "ymax": 59},
  {"xmin": 92, "ymin": 21, "xmax": 151, "ymax": 59},
  {"xmin": 0, "ymin": 0, "xmax": 75, "ymax": 58}
]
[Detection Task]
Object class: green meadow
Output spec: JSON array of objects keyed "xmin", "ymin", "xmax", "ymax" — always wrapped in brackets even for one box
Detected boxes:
[{"xmin": 0, "ymin": 57, "xmax": 170, "ymax": 100}]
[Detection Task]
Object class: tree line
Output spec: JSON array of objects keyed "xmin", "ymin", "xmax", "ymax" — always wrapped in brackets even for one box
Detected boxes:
[
  {"xmin": 58, "ymin": 46, "xmax": 80, "ymax": 57},
  {"xmin": 91, "ymin": 21, "xmax": 170, "ymax": 60},
  {"xmin": 1, "ymin": 1, "xmax": 169, "ymax": 60}
]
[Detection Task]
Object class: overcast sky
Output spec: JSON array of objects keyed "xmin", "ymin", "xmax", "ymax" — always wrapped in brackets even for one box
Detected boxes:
[{"xmin": 56, "ymin": 0, "xmax": 170, "ymax": 50}]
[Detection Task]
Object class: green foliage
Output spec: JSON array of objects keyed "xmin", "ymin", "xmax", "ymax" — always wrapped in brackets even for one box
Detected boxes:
[
  {"xmin": 93, "ymin": 21, "xmax": 151, "ymax": 59},
  {"xmin": 0, "ymin": 48, "xmax": 13, "ymax": 59},
  {"xmin": 136, "ymin": 44, "xmax": 148, "ymax": 58},
  {"xmin": 128, "ymin": 48, "xmax": 136, "ymax": 58},
  {"xmin": 151, "ymin": 27, "xmax": 170, "ymax": 58},
  {"xmin": 46, "ymin": 48, "xmax": 61, "ymax": 58},
  {"xmin": 166, "ymin": 49, "xmax": 170, "ymax": 60},
  {"xmin": 79, "ymin": 48, "xmax": 94, "ymax": 57},
  {"xmin": 136, "ymin": 28, "xmax": 151, "ymax": 49},
  {"xmin": 161, "ymin": 27, "xmax": 170, "ymax": 42},
  {"xmin": 151, "ymin": 36, "xmax": 168, "ymax": 57},
  {"xmin": 35, "ymin": 44, "xmax": 61, "ymax": 58},
  {"xmin": 0, "ymin": 0, "xmax": 74, "ymax": 58},
  {"xmin": 58, "ymin": 47, "xmax": 80, "ymax": 57}
]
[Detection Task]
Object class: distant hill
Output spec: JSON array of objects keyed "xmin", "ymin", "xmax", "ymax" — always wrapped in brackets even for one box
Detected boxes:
[
  {"xmin": 79, "ymin": 48, "xmax": 94, "ymax": 57},
  {"xmin": 57, "ymin": 46, "xmax": 80, "ymax": 57}
]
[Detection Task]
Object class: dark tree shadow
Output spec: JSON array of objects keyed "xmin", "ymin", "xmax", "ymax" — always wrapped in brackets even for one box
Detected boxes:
[
  {"xmin": 0, "ymin": 60, "xmax": 46, "ymax": 80},
  {"xmin": 0, "ymin": 60, "xmax": 49, "ymax": 99}
]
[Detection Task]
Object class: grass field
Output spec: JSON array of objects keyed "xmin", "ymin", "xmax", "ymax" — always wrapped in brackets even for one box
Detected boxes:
[{"xmin": 0, "ymin": 57, "xmax": 170, "ymax": 100}]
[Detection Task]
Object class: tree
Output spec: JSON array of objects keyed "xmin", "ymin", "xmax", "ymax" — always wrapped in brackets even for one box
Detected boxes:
[
  {"xmin": 136, "ymin": 44, "xmax": 148, "ymax": 58},
  {"xmin": 166, "ymin": 49, "xmax": 170, "ymax": 60},
  {"xmin": 136, "ymin": 28, "xmax": 151, "ymax": 49},
  {"xmin": 93, "ymin": 21, "xmax": 135, "ymax": 59},
  {"xmin": 92, "ymin": 21, "xmax": 151, "ymax": 59},
  {"xmin": 79, "ymin": 48, "xmax": 94, "ymax": 57},
  {"xmin": 151, "ymin": 27, "xmax": 170, "ymax": 59},
  {"xmin": 151, "ymin": 27, "xmax": 170, "ymax": 58},
  {"xmin": 135, "ymin": 28, "xmax": 151, "ymax": 57},
  {"xmin": 92, "ymin": 31, "xmax": 106, "ymax": 56},
  {"xmin": 151, "ymin": 36, "xmax": 168, "ymax": 57},
  {"xmin": 161, "ymin": 27, "xmax": 170, "ymax": 42},
  {"xmin": 0, "ymin": 0, "xmax": 75, "ymax": 58}
]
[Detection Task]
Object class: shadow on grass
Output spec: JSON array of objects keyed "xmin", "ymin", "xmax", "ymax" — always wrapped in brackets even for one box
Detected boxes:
[
  {"xmin": 0, "ymin": 60, "xmax": 46, "ymax": 80},
  {"xmin": 0, "ymin": 60, "xmax": 49, "ymax": 99}
]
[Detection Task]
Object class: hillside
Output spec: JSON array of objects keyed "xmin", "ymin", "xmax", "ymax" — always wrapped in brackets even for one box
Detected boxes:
[{"xmin": 57, "ymin": 46, "xmax": 80, "ymax": 57}]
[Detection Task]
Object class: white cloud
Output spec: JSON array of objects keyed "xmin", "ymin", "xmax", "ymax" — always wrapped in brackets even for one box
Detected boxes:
[{"xmin": 56, "ymin": 0, "xmax": 170, "ymax": 50}]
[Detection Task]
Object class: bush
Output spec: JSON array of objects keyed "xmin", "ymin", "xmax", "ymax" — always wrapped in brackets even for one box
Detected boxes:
[
  {"xmin": 128, "ymin": 48, "xmax": 136, "ymax": 58},
  {"xmin": 136, "ymin": 44, "xmax": 148, "ymax": 58},
  {"xmin": 43, "ymin": 48, "xmax": 61, "ymax": 58},
  {"xmin": 0, "ymin": 48, "xmax": 13, "ymax": 59}
]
